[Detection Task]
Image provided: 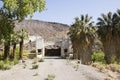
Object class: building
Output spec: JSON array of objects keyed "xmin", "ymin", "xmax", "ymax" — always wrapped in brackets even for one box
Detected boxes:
[{"xmin": 26, "ymin": 35, "xmax": 71, "ymax": 58}]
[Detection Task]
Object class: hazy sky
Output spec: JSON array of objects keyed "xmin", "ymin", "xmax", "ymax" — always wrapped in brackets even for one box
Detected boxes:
[{"xmin": 31, "ymin": 0, "xmax": 120, "ymax": 25}]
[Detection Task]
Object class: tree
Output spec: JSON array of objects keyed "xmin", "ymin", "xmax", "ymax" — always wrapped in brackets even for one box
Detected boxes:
[
  {"xmin": 17, "ymin": 29, "xmax": 28, "ymax": 60},
  {"xmin": 1, "ymin": 0, "xmax": 46, "ymax": 21},
  {"xmin": 0, "ymin": 0, "xmax": 46, "ymax": 60},
  {"xmin": 97, "ymin": 10, "xmax": 120, "ymax": 64},
  {"xmin": 68, "ymin": 15, "xmax": 97, "ymax": 64},
  {"xmin": 0, "ymin": 9, "xmax": 15, "ymax": 60},
  {"xmin": 11, "ymin": 32, "xmax": 20, "ymax": 59}
]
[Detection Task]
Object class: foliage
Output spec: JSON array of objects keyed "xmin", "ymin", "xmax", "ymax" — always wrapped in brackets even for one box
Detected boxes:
[
  {"xmin": 38, "ymin": 58, "xmax": 44, "ymax": 62},
  {"xmin": 68, "ymin": 14, "xmax": 97, "ymax": 64},
  {"xmin": 0, "ymin": 60, "xmax": 12, "ymax": 70},
  {"xmin": 32, "ymin": 64, "xmax": 39, "ymax": 69},
  {"xmin": 30, "ymin": 49, "xmax": 36, "ymax": 53},
  {"xmin": 0, "ymin": 51, "xmax": 3, "ymax": 60},
  {"xmin": 91, "ymin": 62, "xmax": 120, "ymax": 73},
  {"xmin": 97, "ymin": 9, "xmax": 120, "ymax": 64},
  {"xmin": 23, "ymin": 63, "xmax": 27, "ymax": 69},
  {"xmin": 22, "ymin": 50, "xmax": 29, "ymax": 59},
  {"xmin": 1, "ymin": 0, "xmax": 46, "ymax": 21},
  {"xmin": 13, "ymin": 59, "xmax": 19, "ymax": 65},
  {"xmin": 91, "ymin": 51, "xmax": 105, "ymax": 63},
  {"xmin": 47, "ymin": 74, "xmax": 56, "ymax": 80},
  {"xmin": 0, "ymin": 61, "xmax": 4, "ymax": 69},
  {"xmin": 17, "ymin": 29, "xmax": 29, "ymax": 59}
]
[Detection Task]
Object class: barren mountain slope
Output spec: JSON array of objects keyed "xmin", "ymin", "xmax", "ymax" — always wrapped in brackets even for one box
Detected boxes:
[{"xmin": 15, "ymin": 20, "xmax": 69, "ymax": 41}]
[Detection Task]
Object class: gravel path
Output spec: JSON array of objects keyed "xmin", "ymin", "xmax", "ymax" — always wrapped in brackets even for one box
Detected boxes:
[{"xmin": 0, "ymin": 57, "xmax": 119, "ymax": 80}]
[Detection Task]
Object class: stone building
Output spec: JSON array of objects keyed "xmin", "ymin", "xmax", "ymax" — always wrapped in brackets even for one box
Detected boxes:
[{"xmin": 26, "ymin": 35, "xmax": 71, "ymax": 58}]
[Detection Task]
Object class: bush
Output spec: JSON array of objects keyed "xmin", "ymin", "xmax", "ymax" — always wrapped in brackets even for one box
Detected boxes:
[
  {"xmin": 14, "ymin": 59, "xmax": 19, "ymax": 65},
  {"xmin": 38, "ymin": 58, "xmax": 44, "ymax": 62},
  {"xmin": 0, "ymin": 51, "xmax": 3, "ymax": 60},
  {"xmin": 92, "ymin": 51, "xmax": 105, "ymax": 63},
  {"xmin": 106, "ymin": 64, "xmax": 120, "ymax": 72},
  {"xmin": 47, "ymin": 74, "xmax": 55, "ymax": 80},
  {"xmin": 30, "ymin": 50, "xmax": 36, "ymax": 53},
  {"xmin": 3, "ymin": 64, "xmax": 11, "ymax": 70},
  {"xmin": 23, "ymin": 50, "xmax": 29, "ymax": 59},
  {"xmin": 0, "ymin": 61, "xmax": 4, "ymax": 69},
  {"xmin": 32, "ymin": 64, "xmax": 39, "ymax": 69},
  {"xmin": 0, "ymin": 61, "xmax": 11, "ymax": 70}
]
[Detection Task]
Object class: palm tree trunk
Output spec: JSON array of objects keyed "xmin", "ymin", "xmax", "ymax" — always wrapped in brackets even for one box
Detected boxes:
[
  {"xmin": 13, "ymin": 43, "xmax": 17, "ymax": 59},
  {"xmin": 19, "ymin": 38, "xmax": 23, "ymax": 60},
  {"xmin": 4, "ymin": 41, "xmax": 10, "ymax": 60}
]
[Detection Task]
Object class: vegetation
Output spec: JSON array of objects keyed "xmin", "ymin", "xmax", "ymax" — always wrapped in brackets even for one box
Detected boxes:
[
  {"xmin": 68, "ymin": 9, "xmax": 120, "ymax": 65},
  {"xmin": 68, "ymin": 14, "xmax": 97, "ymax": 64},
  {"xmin": 47, "ymin": 74, "xmax": 56, "ymax": 80},
  {"xmin": 32, "ymin": 64, "xmax": 39, "ymax": 69},
  {"xmin": 91, "ymin": 51, "xmax": 105, "ymax": 63},
  {"xmin": 0, "ymin": 0, "xmax": 46, "ymax": 69},
  {"xmin": 97, "ymin": 10, "xmax": 120, "ymax": 64}
]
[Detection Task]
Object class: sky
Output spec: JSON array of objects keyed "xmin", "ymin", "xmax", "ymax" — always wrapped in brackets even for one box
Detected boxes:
[
  {"xmin": 31, "ymin": 0, "xmax": 120, "ymax": 25},
  {"xmin": 0, "ymin": 0, "xmax": 120, "ymax": 25}
]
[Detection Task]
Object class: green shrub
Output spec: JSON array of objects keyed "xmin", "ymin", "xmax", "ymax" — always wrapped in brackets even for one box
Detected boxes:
[
  {"xmin": 30, "ymin": 50, "xmax": 36, "ymax": 53},
  {"xmin": 38, "ymin": 58, "xmax": 44, "ymax": 62},
  {"xmin": 32, "ymin": 64, "xmax": 39, "ymax": 69},
  {"xmin": 23, "ymin": 63, "xmax": 27, "ymax": 69},
  {"xmin": 92, "ymin": 51, "xmax": 105, "ymax": 63},
  {"xmin": 0, "ymin": 61, "xmax": 4, "ymax": 69},
  {"xmin": 110, "ymin": 55, "xmax": 116, "ymax": 64},
  {"xmin": 14, "ymin": 59, "xmax": 19, "ymax": 65},
  {"xmin": 47, "ymin": 74, "xmax": 55, "ymax": 80},
  {"xmin": 23, "ymin": 50, "xmax": 29, "ymax": 59},
  {"xmin": 0, "ymin": 61, "xmax": 11, "ymax": 70},
  {"xmin": 3, "ymin": 64, "xmax": 11, "ymax": 70},
  {"xmin": 0, "ymin": 51, "xmax": 3, "ymax": 60}
]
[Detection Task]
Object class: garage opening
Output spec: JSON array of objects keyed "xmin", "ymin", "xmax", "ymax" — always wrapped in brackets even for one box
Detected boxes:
[{"xmin": 45, "ymin": 45, "xmax": 61, "ymax": 56}]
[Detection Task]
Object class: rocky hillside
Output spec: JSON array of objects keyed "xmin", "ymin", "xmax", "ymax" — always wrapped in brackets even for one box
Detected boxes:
[{"xmin": 15, "ymin": 20, "xmax": 69, "ymax": 41}]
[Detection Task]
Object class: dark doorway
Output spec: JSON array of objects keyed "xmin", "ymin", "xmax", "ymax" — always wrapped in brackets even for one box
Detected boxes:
[{"xmin": 45, "ymin": 45, "xmax": 61, "ymax": 56}]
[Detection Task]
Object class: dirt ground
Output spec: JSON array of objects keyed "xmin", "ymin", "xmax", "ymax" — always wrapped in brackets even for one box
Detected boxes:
[{"xmin": 0, "ymin": 57, "xmax": 119, "ymax": 80}]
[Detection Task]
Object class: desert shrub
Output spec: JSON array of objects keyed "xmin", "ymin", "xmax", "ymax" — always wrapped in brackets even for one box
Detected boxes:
[
  {"xmin": 109, "ymin": 55, "xmax": 116, "ymax": 64},
  {"xmin": 0, "ymin": 51, "xmax": 3, "ymax": 60},
  {"xmin": 23, "ymin": 63, "xmax": 27, "ymax": 69},
  {"xmin": 32, "ymin": 64, "xmax": 39, "ymax": 69},
  {"xmin": 14, "ymin": 59, "xmax": 19, "ymax": 65},
  {"xmin": 23, "ymin": 50, "xmax": 29, "ymax": 59},
  {"xmin": 47, "ymin": 74, "xmax": 55, "ymax": 80},
  {"xmin": 0, "ymin": 60, "xmax": 12, "ymax": 70},
  {"xmin": 16, "ymin": 46, "xmax": 20, "ymax": 59},
  {"xmin": 106, "ymin": 64, "xmax": 120, "ymax": 72},
  {"xmin": 38, "ymin": 58, "xmax": 44, "ymax": 62},
  {"xmin": 3, "ymin": 64, "xmax": 11, "ymax": 70},
  {"xmin": 92, "ymin": 51, "xmax": 105, "ymax": 63},
  {"xmin": 30, "ymin": 50, "xmax": 36, "ymax": 53},
  {"xmin": 0, "ymin": 61, "xmax": 4, "ymax": 69}
]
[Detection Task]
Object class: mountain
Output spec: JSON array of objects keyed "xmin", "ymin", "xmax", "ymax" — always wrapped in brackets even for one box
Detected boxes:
[{"xmin": 15, "ymin": 20, "xmax": 69, "ymax": 41}]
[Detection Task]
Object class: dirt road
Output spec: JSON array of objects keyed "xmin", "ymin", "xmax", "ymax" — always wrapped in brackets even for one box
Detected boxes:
[{"xmin": 0, "ymin": 57, "xmax": 119, "ymax": 80}]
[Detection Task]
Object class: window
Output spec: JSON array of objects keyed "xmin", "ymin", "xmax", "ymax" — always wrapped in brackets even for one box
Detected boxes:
[{"xmin": 64, "ymin": 49, "xmax": 68, "ymax": 53}]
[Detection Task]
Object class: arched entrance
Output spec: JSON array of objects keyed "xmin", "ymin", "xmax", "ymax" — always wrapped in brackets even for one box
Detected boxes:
[{"xmin": 45, "ymin": 45, "xmax": 61, "ymax": 56}]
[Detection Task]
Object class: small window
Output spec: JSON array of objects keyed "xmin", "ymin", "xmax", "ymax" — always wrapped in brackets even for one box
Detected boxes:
[
  {"xmin": 38, "ymin": 49, "xmax": 41, "ymax": 53},
  {"xmin": 64, "ymin": 49, "xmax": 68, "ymax": 53}
]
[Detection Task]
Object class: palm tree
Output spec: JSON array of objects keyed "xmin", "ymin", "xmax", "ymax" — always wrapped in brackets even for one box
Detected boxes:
[
  {"xmin": 68, "ymin": 14, "xmax": 97, "ymax": 64},
  {"xmin": 97, "ymin": 10, "xmax": 120, "ymax": 64},
  {"xmin": 17, "ymin": 29, "xmax": 28, "ymax": 60},
  {"xmin": 11, "ymin": 32, "xmax": 20, "ymax": 59}
]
